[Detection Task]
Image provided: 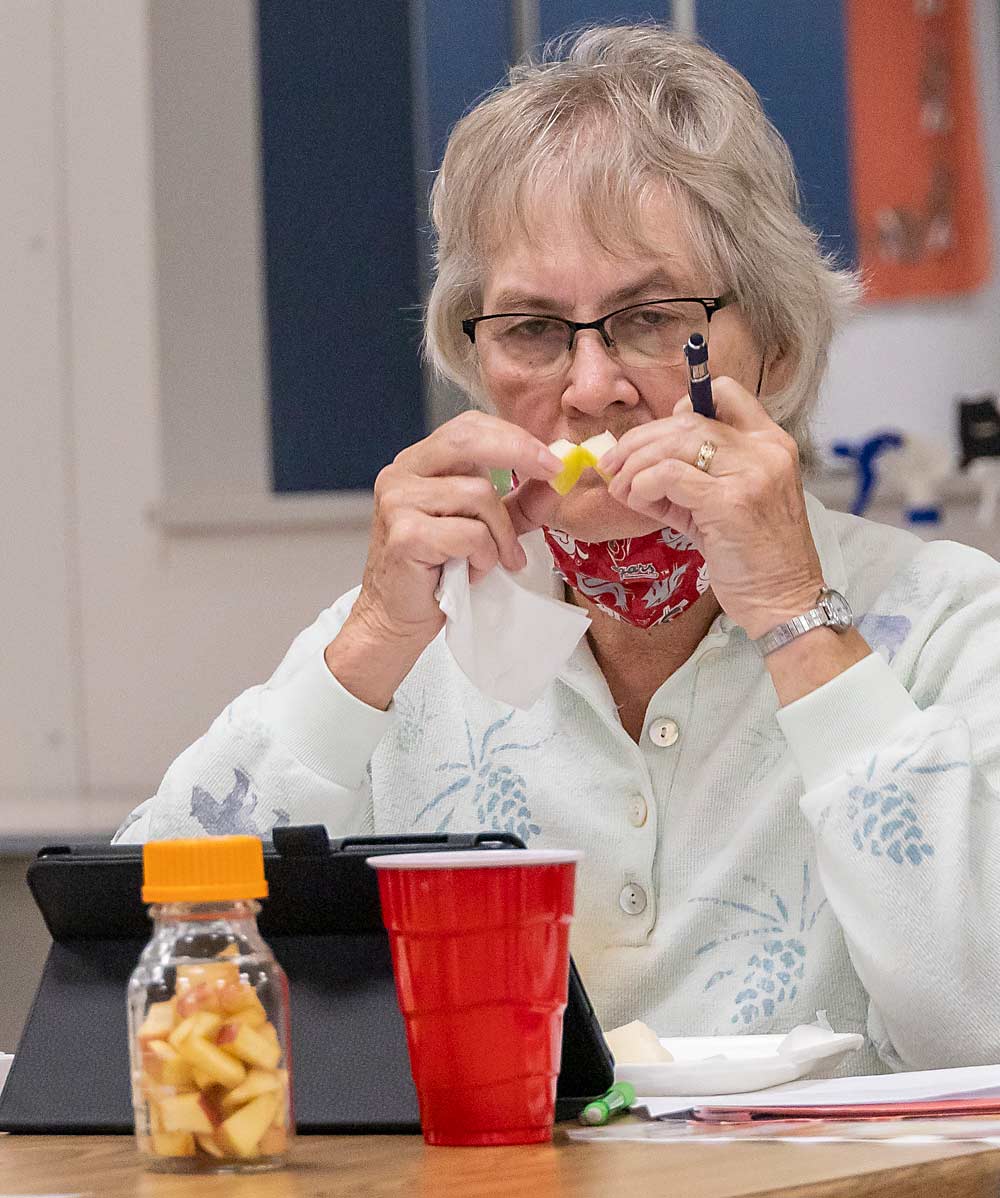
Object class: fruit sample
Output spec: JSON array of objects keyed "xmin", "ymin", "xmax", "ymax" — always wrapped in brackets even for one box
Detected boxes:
[
  {"xmin": 142, "ymin": 1040, "xmax": 194, "ymax": 1088},
  {"xmin": 150, "ymin": 1131, "xmax": 196, "ymax": 1157},
  {"xmin": 137, "ymin": 999, "xmax": 176, "ymax": 1044},
  {"xmin": 220, "ymin": 1092, "xmax": 280, "ymax": 1158},
  {"xmin": 175, "ymin": 1034, "xmax": 247, "ymax": 1089},
  {"xmin": 158, "ymin": 1092, "xmax": 218, "ymax": 1135},
  {"xmin": 546, "ymin": 431, "xmax": 618, "ymax": 494},
  {"xmin": 216, "ymin": 1021, "xmax": 282, "ymax": 1071},
  {"xmin": 604, "ymin": 1019, "xmax": 674, "ymax": 1063},
  {"xmin": 221, "ymin": 1068, "xmax": 282, "ymax": 1111},
  {"xmin": 168, "ymin": 1010, "xmax": 221, "ymax": 1050}
]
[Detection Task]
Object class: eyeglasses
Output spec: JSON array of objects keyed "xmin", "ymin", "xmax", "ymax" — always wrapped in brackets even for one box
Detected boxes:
[{"xmin": 462, "ymin": 295, "xmax": 733, "ymax": 379}]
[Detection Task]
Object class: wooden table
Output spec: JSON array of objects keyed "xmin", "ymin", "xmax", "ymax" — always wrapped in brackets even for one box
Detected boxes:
[{"xmin": 2, "ymin": 1132, "xmax": 1000, "ymax": 1197}]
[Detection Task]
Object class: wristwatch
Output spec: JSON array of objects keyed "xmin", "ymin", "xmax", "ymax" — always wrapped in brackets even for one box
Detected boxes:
[{"xmin": 754, "ymin": 587, "xmax": 853, "ymax": 656}]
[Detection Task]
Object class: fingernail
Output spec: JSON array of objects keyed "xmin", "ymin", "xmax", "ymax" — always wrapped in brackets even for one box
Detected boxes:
[{"xmin": 537, "ymin": 448, "xmax": 563, "ymax": 475}]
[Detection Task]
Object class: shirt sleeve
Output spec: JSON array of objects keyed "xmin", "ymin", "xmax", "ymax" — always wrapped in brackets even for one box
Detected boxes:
[
  {"xmin": 776, "ymin": 548, "xmax": 1000, "ymax": 1070},
  {"xmin": 112, "ymin": 587, "xmax": 393, "ymax": 844}
]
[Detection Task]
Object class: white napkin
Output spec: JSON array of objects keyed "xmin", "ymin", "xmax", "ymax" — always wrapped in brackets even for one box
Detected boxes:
[{"xmin": 435, "ymin": 554, "xmax": 591, "ymax": 710}]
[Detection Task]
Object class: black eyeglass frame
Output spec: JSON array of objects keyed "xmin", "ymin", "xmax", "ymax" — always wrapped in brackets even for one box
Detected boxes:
[{"xmin": 461, "ymin": 293, "xmax": 735, "ymax": 353}]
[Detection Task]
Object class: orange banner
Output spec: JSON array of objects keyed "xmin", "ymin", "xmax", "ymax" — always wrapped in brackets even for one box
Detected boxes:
[{"xmin": 845, "ymin": 0, "xmax": 992, "ymax": 301}]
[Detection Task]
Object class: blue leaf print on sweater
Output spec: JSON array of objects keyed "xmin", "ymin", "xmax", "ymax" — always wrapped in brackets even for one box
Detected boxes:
[
  {"xmin": 846, "ymin": 751, "xmax": 937, "ymax": 866},
  {"xmin": 191, "ymin": 768, "xmax": 290, "ymax": 836},
  {"xmin": 856, "ymin": 613, "xmax": 912, "ymax": 663},
  {"xmin": 691, "ymin": 862, "xmax": 827, "ymax": 1027},
  {"xmin": 414, "ymin": 712, "xmax": 548, "ymax": 842}
]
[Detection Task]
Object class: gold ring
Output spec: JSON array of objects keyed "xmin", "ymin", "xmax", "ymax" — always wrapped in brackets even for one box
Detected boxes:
[{"xmin": 694, "ymin": 440, "xmax": 718, "ymax": 473}]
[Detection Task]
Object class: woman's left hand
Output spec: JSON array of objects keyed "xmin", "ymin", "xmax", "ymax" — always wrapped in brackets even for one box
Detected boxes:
[{"xmin": 596, "ymin": 376, "xmax": 825, "ymax": 640}]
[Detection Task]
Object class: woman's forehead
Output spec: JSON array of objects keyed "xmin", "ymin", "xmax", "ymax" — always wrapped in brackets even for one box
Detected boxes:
[{"xmin": 482, "ymin": 202, "xmax": 699, "ymax": 310}]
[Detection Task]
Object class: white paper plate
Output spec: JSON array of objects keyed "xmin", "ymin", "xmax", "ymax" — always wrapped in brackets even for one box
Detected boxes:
[
  {"xmin": 0, "ymin": 1054, "xmax": 13, "ymax": 1098},
  {"xmin": 614, "ymin": 1032, "xmax": 863, "ymax": 1097}
]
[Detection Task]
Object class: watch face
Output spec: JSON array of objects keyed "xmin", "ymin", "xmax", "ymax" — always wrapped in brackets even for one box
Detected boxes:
[{"xmin": 820, "ymin": 589, "xmax": 853, "ymax": 630}]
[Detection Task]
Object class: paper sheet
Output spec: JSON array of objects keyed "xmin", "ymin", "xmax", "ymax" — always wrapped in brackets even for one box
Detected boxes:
[{"xmin": 436, "ymin": 554, "xmax": 590, "ymax": 710}]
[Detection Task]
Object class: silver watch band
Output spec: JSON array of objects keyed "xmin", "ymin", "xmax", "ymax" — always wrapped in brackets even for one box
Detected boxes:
[{"xmin": 755, "ymin": 608, "xmax": 827, "ymax": 656}]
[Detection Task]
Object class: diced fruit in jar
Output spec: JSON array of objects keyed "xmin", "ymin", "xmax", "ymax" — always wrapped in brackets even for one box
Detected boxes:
[
  {"xmin": 176, "ymin": 961, "xmax": 241, "ymax": 990},
  {"xmin": 221, "ymin": 1068, "xmax": 282, "ymax": 1110},
  {"xmin": 175, "ymin": 1035, "xmax": 247, "ymax": 1089},
  {"xmin": 158, "ymin": 1092, "xmax": 218, "ymax": 1135},
  {"xmin": 142, "ymin": 1039, "xmax": 194, "ymax": 1088},
  {"xmin": 218, "ymin": 983, "xmax": 267, "ymax": 1022},
  {"xmin": 220, "ymin": 1092, "xmax": 280, "ymax": 1158},
  {"xmin": 150, "ymin": 1131, "xmax": 196, "ymax": 1157},
  {"xmin": 216, "ymin": 1021, "xmax": 282, "ymax": 1071},
  {"xmin": 168, "ymin": 1010, "xmax": 222, "ymax": 1050},
  {"xmin": 195, "ymin": 1132, "xmax": 226, "ymax": 1159},
  {"xmin": 137, "ymin": 999, "xmax": 177, "ymax": 1043},
  {"xmin": 258, "ymin": 1125, "xmax": 288, "ymax": 1156}
]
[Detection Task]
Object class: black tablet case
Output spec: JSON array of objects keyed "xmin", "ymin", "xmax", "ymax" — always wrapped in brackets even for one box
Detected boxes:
[{"xmin": 0, "ymin": 827, "xmax": 613, "ymax": 1134}]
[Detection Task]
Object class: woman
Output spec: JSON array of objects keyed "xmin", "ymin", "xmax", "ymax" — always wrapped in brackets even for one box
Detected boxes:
[{"xmin": 117, "ymin": 26, "xmax": 1000, "ymax": 1074}]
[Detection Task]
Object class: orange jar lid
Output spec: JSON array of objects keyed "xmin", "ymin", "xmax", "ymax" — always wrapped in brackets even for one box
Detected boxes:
[{"xmin": 142, "ymin": 836, "xmax": 268, "ymax": 903}]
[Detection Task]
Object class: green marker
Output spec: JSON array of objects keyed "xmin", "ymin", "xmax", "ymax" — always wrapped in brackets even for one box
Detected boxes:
[{"xmin": 579, "ymin": 1081, "xmax": 636, "ymax": 1126}]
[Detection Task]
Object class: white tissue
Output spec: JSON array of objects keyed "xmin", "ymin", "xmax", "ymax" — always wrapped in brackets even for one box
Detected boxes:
[{"xmin": 436, "ymin": 555, "xmax": 591, "ymax": 710}]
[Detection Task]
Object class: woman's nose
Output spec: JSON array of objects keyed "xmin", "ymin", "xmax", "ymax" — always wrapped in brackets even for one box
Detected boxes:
[{"xmin": 561, "ymin": 328, "xmax": 639, "ymax": 415}]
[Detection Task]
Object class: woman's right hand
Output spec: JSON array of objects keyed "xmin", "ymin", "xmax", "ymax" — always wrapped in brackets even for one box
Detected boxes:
[{"xmin": 324, "ymin": 411, "xmax": 563, "ymax": 709}]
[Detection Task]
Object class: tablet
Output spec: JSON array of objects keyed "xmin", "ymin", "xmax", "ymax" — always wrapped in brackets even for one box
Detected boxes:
[{"xmin": 0, "ymin": 826, "xmax": 613, "ymax": 1133}]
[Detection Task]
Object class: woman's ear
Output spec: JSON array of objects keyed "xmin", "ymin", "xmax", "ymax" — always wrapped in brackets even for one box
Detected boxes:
[{"xmin": 757, "ymin": 343, "xmax": 795, "ymax": 397}]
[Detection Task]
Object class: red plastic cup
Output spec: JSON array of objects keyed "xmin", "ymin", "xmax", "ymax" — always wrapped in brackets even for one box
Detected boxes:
[{"xmin": 368, "ymin": 849, "xmax": 581, "ymax": 1146}]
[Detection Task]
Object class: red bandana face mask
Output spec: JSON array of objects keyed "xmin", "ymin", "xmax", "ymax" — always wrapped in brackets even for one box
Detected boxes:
[{"xmin": 542, "ymin": 526, "xmax": 711, "ymax": 629}]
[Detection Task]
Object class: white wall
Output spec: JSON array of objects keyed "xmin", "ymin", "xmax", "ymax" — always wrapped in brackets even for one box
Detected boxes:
[
  {"xmin": 1, "ymin": 0, "xmax": 998, "ymax": 844},
  {"xmin": 816, "ymin": 0, "xmax": 1000, "ymax": 449}
]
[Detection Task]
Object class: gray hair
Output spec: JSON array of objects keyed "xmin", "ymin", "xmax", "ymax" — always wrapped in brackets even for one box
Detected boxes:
[{"xmin": 424, "ymin": 24, "xmax": 860, "ymax": 460}]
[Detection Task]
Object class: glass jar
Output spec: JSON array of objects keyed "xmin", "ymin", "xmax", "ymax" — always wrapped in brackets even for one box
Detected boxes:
[{"xmin": 127, "ymin": 837, "xmax": 293, "ymax": 1173}]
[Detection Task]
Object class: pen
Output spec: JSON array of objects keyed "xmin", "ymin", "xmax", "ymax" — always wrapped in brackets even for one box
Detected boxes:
[
  {"xmin": 683, "ymin": 332, "xmax": 715, "ymax": 419},
  {"xmin": 579, "ymin": 1081, "xmax": 636, "ymax": 1126}
]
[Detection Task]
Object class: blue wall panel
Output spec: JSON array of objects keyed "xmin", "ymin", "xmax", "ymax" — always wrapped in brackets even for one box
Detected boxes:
[
  {"xmin": 695, "ymin": 0, "xmax": 856, "ymax": 266},
  {"xmin": 258, "ymin": 1, "xmax": 425, "ymax": 493},
  {"xmin": 540, "ymin": 1, "xmax": 671, "ymax": 43},
  {"xmin": 424, "ymin": 0, "xmax": 512, "ymax": 172}
]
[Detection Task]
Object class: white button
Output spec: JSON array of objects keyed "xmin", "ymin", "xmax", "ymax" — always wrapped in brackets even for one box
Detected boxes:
[
  {"xmin": 619, "ymin": 883, "xmax": 647, "ymax": 915},
  {"xmin": 648, "ymin": 717, "xmax": 680, "ymax": 747},
  {"xmin": 627, "ymin": 795, "xmax": 648, "ymax": 828}
]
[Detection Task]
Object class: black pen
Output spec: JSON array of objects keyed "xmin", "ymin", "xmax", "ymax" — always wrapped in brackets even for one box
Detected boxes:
[{"xmin": 683, "ymin": 332, "xmax": 715, "ymax": 419}]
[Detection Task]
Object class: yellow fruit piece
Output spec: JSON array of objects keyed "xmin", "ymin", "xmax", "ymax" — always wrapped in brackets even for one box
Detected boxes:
[
  {"xmin": 546, "ymin": 431, "xmax": 618, "ymax": 495},
  {"xmin": 137, "ymin": 999, "xmax": 176, "ymax": 1043},
  {"xmin": 258, "ymin": 1125, "xmax": 288, "ymax": 1156},
  {"xmin": 217, "ymin": 1022, "xmax": 282, "ymax": 1071},
  {"xmin": 143, "ymin": 1039, "xmax": 195, "ymax": 1089},
  {"xmin": 176, "ymin": 1034, "xmax": 247, "ymax": 1089},
  {"xmin": 219, "ymin": 983, "xmax": 267, "ymax": 1023},
  {"xmin": 168, "ymin": 1010, "xmax": 221, "ymax": 1050},
  {"xmin": 220, "ymin": 1092, "xmax": 279, "ymax": 1159},
  {"xmin": 221, "ymin": 1067, "xmax": 281, "ymax": 1111},
  {"xmin": 150, "ymin": 1131, "xmax": 196, "ymax": 1157},
  {"xmin": 176, "ymin": 961, "xmax": 240, "ymax": 989},
  {"xmin": 158, "ymin": 1092, "xmax": 215, "ymax": 1135},
  {"xmin": 195, "ymin": 1132, "xmax": 226, "ymax": 1159},
  {"xmin": 217, "ymin": 943, "xmax": 241, "ymax": 959},
  {"xmin": 581, "ymin": 431, "xmax": 618, "ymax": 481},
  {"xmin": 191, "ymin": 1067, "xmax": 215, "ymax": 1090}
]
